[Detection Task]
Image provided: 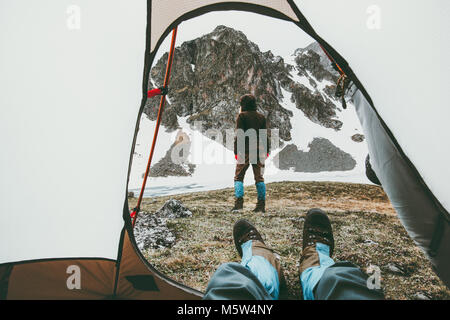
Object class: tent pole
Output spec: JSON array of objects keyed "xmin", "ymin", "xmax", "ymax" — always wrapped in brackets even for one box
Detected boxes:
[
  {"xmin": 131, "ymin": 26, "xmax": 178, "ymax": 228},
  {"xmin": 319, "ymin": 43, "xmax": 344, "ymax": 76}
]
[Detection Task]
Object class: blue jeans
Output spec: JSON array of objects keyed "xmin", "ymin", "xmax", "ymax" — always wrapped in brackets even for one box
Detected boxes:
[
  {"xmin": 204, "ymin": 243, "xmax": 384, "ymax": 300},
  {"xmin": 204, "ymin": 240, "xmax": 279, "ymax": 300}
]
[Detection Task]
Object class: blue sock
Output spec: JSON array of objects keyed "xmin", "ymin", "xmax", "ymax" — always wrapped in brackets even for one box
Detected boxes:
[
  {"xmin": 255, "ymin": 182, "xmax": 266, "ymax": 200},
  {"xmin": 234, "ymin": 181, "xmax": 244, "ymax": 198},
  {"xmin": 240, "ymin": 240, "xmax": 280, "ymax": 300},
  {"xmin": 300, "ymin": 243, "xmax": 335, "ymax": 300}
]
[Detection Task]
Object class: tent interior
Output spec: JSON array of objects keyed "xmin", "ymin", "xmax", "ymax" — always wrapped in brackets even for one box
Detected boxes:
[{"xmin": 0, "ymin": 0, "xmax": 449, "ymax": 300}]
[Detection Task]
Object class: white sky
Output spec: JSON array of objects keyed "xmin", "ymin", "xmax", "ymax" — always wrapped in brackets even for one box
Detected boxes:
[{"xmin": 153, "ymin": 10, "xmax": 315, "ymax": 65}]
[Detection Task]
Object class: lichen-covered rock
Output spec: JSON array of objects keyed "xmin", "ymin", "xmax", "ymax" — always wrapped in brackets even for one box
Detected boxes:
[
  {"xmin": 157, "ymin": 199, "xmax": 193, "ymax": 219},
  {"xmin": 134, "ymin": 214, "xmax": 176, "ymax": 250},
  {"xmin": 133, "ymin": 199, "xmax": 192, "ymax": 250}
]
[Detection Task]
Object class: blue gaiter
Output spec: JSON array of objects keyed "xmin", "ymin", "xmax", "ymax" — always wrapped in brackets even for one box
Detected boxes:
[
  {"xmin": 234, "ymin": 181, "xmax": 244, "ymax": 198},
  {"xmin": 255, "ymin": 182, "xmax": 266, "ymax": 200}
]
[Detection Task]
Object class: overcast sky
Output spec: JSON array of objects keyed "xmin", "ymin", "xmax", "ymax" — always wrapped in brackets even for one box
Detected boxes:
[{"xmin": 153, "ymin": 10, "xmax": 315, "ymax": 64}]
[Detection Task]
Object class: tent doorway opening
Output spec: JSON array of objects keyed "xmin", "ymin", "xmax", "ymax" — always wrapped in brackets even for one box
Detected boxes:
[
  {"xmin": 124, "ymin": 11, "xmax": 447, "ymax": 300},
  {"xmin": 128, "ymin": 12, "xmax": 371, "ymax": 199}
]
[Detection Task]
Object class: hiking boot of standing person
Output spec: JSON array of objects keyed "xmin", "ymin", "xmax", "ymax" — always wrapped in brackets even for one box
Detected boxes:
[
  {"xmin": 253, "ymin": 200, "xmax": 265, "ymax": 213},
  {"xmin": 233, "ymin": 219, "xmax": 287, "ymax": 298},
  {"xmin": 299, "ymin": 208, "xmax": 335, "ymax": 274},
  {"xmin": 231, "ymin": 197, "xmax": 244, "ymax": 212}
]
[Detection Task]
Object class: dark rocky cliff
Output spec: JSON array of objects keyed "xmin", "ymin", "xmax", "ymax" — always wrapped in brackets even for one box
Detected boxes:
[
  {"xmin": 145, "ymin": 26, "xmax": 342, "ymax": 142},
  {"xmin": 143, "ymin": 26, "xmax": 357, "ymax": 175}
]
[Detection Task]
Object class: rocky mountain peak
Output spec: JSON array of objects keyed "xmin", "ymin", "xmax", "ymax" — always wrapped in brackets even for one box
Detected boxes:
[
  {"xmin": 294, "ymin": 41, "xmax": 340, "ymax": 81},
  {"xmin": 144, "ymin": 26, "xmax": 344, "ymax": 148}
]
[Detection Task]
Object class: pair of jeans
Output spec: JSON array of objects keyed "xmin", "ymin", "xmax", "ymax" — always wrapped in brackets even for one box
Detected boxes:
[{"xmin": 204, "ymin": 260, "xmax": 384, "ymax": 300}]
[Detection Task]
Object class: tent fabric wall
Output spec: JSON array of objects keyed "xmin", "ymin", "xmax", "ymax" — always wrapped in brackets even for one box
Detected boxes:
[
  {"xmin": 2, "ymin": 230, "xmax": 201, "ymax": 299},
  {"xmin": 0, "ymin": 0, "xmax": 147, "ymax": 264},
  {"xmin": 0, "ymin": 265, "xmax": 13, "ymax": 299},
  {"xmin": 114, "ymin": 230, "xmax": 202, "ymax": 299},
  {"xmin": 1, "ymin": 0, "xmax": 449, "ymax": 299},
  {"xmin": 351, "ymin": 89, "xmax": 450, "ymax": 287},
  {"xmin": 6, "ymin": 259, "xmax": 116, "ymax": 300},
  {"xmin": 150, "ymin": 0, "xmax": 299, "ymax": 52}
]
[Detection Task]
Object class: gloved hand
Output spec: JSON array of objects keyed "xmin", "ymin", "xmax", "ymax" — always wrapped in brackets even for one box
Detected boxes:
[
  {"xmin": 235, "ymin": 154, "xmax": 244, "ymax": 163},
  {"xmin": 147, "ymin": 86, "xmax": 168, "ymax": 98}
]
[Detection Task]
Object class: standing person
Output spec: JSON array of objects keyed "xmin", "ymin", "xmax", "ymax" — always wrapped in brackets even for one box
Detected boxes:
[{"xmin": 231, "ymin": 94, "xmax": 270, "ymax": 213}]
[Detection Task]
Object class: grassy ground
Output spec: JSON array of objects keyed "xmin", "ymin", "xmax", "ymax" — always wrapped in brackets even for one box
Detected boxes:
[{"xmin": 129, "ymin": 181, "xmax": 450, "ymax": 300}]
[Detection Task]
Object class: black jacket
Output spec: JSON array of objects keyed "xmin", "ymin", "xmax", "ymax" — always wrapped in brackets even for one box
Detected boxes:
[{"xmin": 233, "ymin": 111, "xmax": 270, "ymax": 156}]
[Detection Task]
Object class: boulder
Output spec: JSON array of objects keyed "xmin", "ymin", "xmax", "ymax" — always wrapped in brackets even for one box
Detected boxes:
[{"xmin": 133, "ymin": 199, "xmax": 192, "ymax": 250}]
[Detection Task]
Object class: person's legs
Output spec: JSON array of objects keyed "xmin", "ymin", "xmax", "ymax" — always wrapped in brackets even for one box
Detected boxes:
[
  {"xmin": 204, "ymin": 220, "xmax": 283, "ymax": 300},
  {"xmin": 299, "ymin": 208, "xmax": 384, "ymax": 300},
  {"xmin": 240, "ymin": 239, "xmax": 280, "ymax": 299},
  {"xmin": 233, "ymin": 219, "xmax": 283, "ymax": 299},
  {"xmin": 300, "ymin": 242, "xmax": 335, "ymax": 300}
]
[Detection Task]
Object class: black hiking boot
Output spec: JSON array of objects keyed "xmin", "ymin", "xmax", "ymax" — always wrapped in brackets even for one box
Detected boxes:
[
  {"xmin": 233, "ymin": 219, "xmax": 265, "ymax": 257},
  {"xmin": 253, "ymin": 200, "xmax": 265, "ymax": 213},
  {"xmin": 231, "ymin": 197, "xmax": 244, "ymax": 212},
  {"xmin": 233, "ymin": 219, "xmax": 287, "ymax": 298},
  {"xmin": 299, "ymin": 208, "xmax": 335, "ymax": 274}
]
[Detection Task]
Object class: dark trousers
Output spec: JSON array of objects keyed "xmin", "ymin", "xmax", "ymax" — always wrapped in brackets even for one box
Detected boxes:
[
  {"xmin": 314, "ymin": 262, "xmax": 384, "ymax": 300},
  {"xmin": 203, "ymin": 263, "xmax": 272, "ymax": 300},
  {"xmin": 234, "ymin": 155, "xmax": 265, "ymax": 183},
  {"xmin": 203, "ymin": 262, "xmax": 384, "ymax": 300}
]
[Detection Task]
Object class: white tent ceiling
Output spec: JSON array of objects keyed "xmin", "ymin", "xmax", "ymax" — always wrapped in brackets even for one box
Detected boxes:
[{"xmin": 150, "ymin": 0, "xmax": 299, "ymax": 52}]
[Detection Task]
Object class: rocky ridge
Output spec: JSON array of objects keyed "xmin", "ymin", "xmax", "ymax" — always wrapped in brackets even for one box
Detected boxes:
[
  {"xmin": 143, "ymin": 26, "xmax": 358, "ymax": 175},
  {"xmin": 145, "ymin": 26, "xmax": 342, "ymax": 138}
]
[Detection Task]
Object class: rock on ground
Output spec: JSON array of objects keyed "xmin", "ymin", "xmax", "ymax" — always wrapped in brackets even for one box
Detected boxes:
[
  {"xmin": 351, "ymin": 134, "xmax": 365, "ymax": 142},
  {"xmin": 133, "ymin": 199, "xmax": 192, "ymax": 250}
]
